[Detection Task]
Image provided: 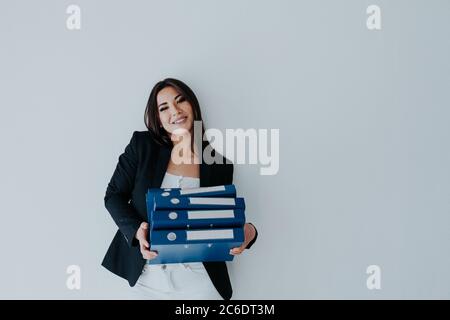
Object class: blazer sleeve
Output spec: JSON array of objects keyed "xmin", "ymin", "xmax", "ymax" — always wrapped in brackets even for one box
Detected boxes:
[
  {"xmin": 104, "ymin": 131, "xmax": 143, "ymax": 248},
  {"xmin": 225, "ymin": 161, "xmax": 258, "ymax": 250}
]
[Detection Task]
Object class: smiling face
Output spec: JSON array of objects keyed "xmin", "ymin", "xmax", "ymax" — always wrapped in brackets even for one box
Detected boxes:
[{"xmin": 156, "ymin": 86, "xmax": 194, "ymax": 136}]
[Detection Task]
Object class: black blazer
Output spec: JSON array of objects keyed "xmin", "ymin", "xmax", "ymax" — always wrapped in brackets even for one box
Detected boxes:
[{"xmin": 102, "ymin": 131, "xmax": 258, "ymax": 300}]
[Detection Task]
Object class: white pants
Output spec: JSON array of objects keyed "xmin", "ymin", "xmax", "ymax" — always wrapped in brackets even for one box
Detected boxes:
[{"xmin": 129, "ymin": 262, "xmax": 223, "ymax": 300}]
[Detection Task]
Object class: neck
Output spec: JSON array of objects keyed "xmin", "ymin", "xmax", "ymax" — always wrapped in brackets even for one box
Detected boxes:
[{"xmin": 170, "ymin": 131, "xmax": 200, "ymax": 163}]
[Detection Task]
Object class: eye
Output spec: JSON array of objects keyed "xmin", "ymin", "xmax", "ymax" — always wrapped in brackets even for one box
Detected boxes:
[
  {"xmin": 176, "ymin": 96, "xmax": 186, "ymax": 104},
  {"xmin": 159, "ymin": 106, "xmax": 168, "ymax": 112}
]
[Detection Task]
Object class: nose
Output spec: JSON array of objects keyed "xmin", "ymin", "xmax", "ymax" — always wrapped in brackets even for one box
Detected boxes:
[{"xmin": 170, "ymin": 105, "xmax": 181, "ymax": 117}]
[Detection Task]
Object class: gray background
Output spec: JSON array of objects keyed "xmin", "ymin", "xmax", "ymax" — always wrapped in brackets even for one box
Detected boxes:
[{"xmin": 0, "ymin": 0, "xmax": 449, "ymax": 299}]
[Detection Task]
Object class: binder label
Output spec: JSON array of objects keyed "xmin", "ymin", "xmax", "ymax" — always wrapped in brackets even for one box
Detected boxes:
[
  {"xmin": 187, "ymin": 210, "xmax": 235, "ymax": 219},
  {"xmin": 180, "ymin": 185, "xmax": 226, "ymax": 195},
  {"xmin": 186, "ymin": 229, "xmax": 234, "ymax": 240},
  {"xmin": 188, "ymin": 197, "xmax": 236, "ymax": 206}
]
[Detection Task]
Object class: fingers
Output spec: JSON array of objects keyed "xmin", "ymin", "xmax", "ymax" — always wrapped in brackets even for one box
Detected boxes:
[
  {"xmin": 142, "ymin": 250, "xmax": 158, "ymax": 260},
  {"xmin": 137, "ymin": 222, "xmax": 149, "ymax": 242},
  {"xmin": 229, "ymin": 245, "xmax": 245, "ymax": 256},
  {"xmin": 140, "ymin": 244, "xmax": 158, "ymax": 260},
  {"xmin": 230, "ymin": 223, "xmax": 255, "ymax": 256},
  {"xmin": 138, "ymin": 222, "xmax": 156, "ymax": 260},
  {"xmin": 140, "ymin": 222, "xmax": 148, "ymax": 230},
  {"xmin": 230, "ymin": 224, "xmax": 254, "ymax": 256},
  {"xmin": 141, "ymin": 238, "xmax": 150, "ymax": 249}
]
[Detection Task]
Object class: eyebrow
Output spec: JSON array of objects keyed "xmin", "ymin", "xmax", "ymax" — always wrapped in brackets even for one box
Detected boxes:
[{"xmin": 158, "ymin": 94, "xmax": 182, "ymax": 108}]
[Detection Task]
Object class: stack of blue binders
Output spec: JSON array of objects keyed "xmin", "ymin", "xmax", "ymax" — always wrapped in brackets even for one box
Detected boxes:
[{"xmin": 145, "ymin": 184, "xmax": 246, "ymax": 264}]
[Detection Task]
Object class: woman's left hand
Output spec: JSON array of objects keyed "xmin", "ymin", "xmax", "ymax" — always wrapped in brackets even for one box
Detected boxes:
[{"xmin": 229, "ymin": 223, "xmax": 256, "ymax": 255}]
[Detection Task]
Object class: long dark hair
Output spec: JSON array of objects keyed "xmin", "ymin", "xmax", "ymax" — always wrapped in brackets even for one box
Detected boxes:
[{"xmin": 144, "ymin": 78, "xmax": 205, "ymax": 149}]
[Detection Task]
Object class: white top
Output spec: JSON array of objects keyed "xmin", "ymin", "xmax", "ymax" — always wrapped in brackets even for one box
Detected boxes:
[
  {"xmin": 161, "ymin": 171, "xmax": 200, "ymax": 190},
  {"xmin": 147, "ymin": 172, "xmax": 204, "ymax": 269}
]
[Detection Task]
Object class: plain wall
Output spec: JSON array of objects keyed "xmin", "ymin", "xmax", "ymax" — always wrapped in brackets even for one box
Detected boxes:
[{"xmin": 0, "ymin": 0, "xmax": 449, "ymax": 299}]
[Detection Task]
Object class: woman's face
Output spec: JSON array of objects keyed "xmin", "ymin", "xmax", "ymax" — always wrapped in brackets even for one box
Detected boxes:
[{"xmin": 156, "ymin": 86, "xmax": 194, "ymax": 136}]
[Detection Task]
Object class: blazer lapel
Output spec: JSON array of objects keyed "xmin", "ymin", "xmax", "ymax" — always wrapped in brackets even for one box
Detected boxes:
[
  {"xmin": 200, "ymin": 161, "xmax": 212, "ymax": 187},
  {"xmin": 200, "ymin": 140, "xmax": 213, "ymax": 187}
]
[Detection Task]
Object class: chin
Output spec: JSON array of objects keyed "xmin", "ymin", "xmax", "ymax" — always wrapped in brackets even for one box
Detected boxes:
[
  {"xmin": 171, "ymin": 125, "xmax": 192, "ymax": 136},
  {"xmin": 177, "ymin": 122, "xmax": 193, "ymax": 132}
]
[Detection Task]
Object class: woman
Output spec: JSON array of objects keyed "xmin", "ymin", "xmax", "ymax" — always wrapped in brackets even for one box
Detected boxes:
[{"xmin": 102, "ymin": 78, "xmax": 258, "ymax": 300}]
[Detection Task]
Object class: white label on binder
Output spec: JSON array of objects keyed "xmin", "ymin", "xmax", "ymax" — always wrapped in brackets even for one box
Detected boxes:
[
  {"xmin": 188, "ymin": 197, "xmax": 236, "ymax": 206},
  {"xmin": 186, "ymin": 229, "xmax": 234, "ymax": 241},
  {"xmin": 187, "ymin": 210, "xmax": 235, "ymax": 220},
  {"xmin": 180, "ymin": 185, "xmax": 226, "ymax": 195}
]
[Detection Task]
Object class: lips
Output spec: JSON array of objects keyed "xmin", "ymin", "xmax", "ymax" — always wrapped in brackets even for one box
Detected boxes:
[{"xmin": 171, "ymin": 116, "xmax": 187, "ymax": 124}]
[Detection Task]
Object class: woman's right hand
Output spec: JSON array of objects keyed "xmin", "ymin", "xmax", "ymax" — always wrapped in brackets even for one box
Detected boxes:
[{"xmin": 135, "ymin": 222, "xmax": 158, "ymax": 260}]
